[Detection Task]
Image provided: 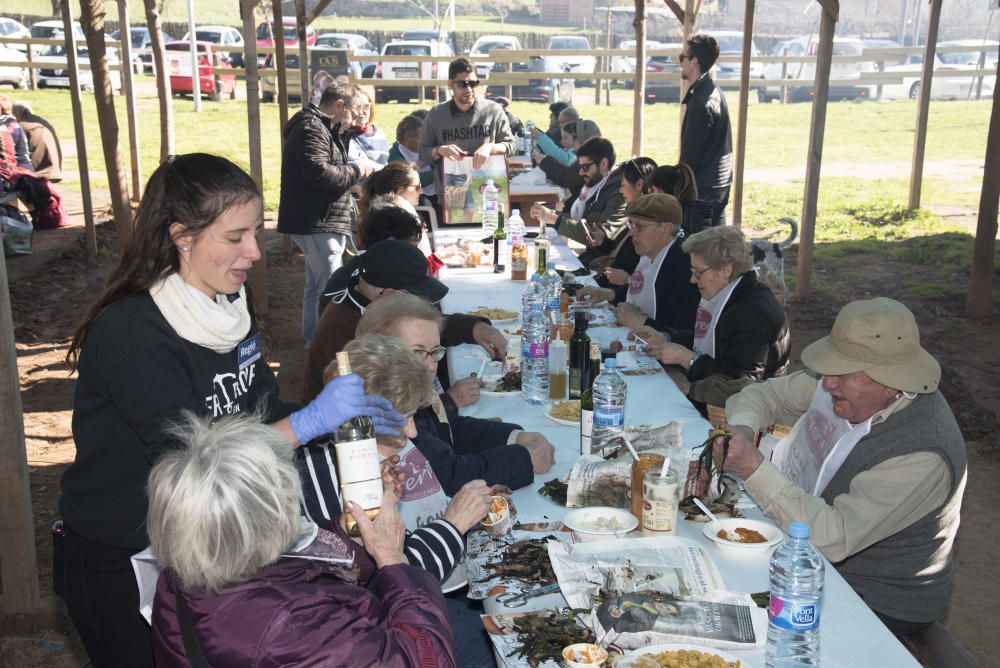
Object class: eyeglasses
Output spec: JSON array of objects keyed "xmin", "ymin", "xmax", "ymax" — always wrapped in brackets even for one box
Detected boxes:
[
  {"xmin": 452, "ymin": 79, "xmax": 480, "ymax": 89},
  {"xmin": 407, "ymin": 183, "xmax": 423, "ymax": 192},
  {"xmin": 690, "ymin": 265, "xmax": 715, "ymax": 280},
  {"xmin": 627, "ymin": 219, "xmax": 659, "ymax": 232},
  {"xmin": 578, "ymin": 161, "xmax": 597, "ymax": 173},
  {"xmin": 411, "ymin": 346, "xmax": 447, "ymax": 362}
]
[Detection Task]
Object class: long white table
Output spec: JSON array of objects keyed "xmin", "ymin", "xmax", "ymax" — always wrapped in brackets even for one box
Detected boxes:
[{"xmin": 439, "ymin": 231, "xmax": 918, "ymax": 668}]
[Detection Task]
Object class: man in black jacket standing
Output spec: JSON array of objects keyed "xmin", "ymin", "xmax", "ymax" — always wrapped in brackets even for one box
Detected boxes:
[
  {"xmin": 278, "ymin": 81, "xmax": 373, "ymax": 347},
  {"xmin": 679, "ymin": 34, "xmax": 733, "ymax": 226}
]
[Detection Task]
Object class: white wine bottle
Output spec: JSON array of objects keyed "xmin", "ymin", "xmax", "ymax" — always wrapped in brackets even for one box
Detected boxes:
[{"xmin": 333, "ymin": 351, "xmax": 382, "ymax": 536}]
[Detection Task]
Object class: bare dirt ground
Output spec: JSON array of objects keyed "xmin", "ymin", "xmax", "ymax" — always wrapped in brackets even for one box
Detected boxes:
[{"xmin": 2, "ymin": 206, "xmax": 999, "ymax": 667}]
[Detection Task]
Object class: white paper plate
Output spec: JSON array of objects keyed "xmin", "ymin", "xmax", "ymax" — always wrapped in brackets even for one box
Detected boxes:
[
  {"xmin": 562, "ymin": 507, "xmax": 638, "ymax": 538},
  {"xmin": 618, "ymin": 642, "xmax": 743, "ymax": 667},
  {"xmin": 701, "ymin": 518, "xmax": 784, "ymax": 556},
  {"xmin": 545, "ymin": 401, "xmax": 581, "ymax": 426}
]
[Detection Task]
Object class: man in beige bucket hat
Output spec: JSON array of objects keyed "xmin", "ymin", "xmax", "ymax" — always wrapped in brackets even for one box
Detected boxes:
[{"xmin": 715, "ymin": 297, "xmax": 966, "ymax": 636}]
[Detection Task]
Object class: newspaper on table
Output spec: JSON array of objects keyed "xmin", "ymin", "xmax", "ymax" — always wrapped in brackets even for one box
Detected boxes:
[
  {"xmin": 482, "ymin": 607, "xmax": 595, "ymax": 668},
  {"xmin": 466, "ymin": 522, "xmax": 577, "ymax": 600},
  {"xmin": 567, "ymin": 422, "xmax": 689, "ymax": 509},
  {"xmin": 547, "ymin": 537, "xmax": 768, "ymax": 651}
]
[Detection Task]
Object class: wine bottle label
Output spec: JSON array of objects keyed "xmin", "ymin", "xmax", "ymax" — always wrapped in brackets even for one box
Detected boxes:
[
  {"xmin": 580, "ymin": 409, "xmax": 594, "ymax": 455},
  {"xmin": 334, "ymin": 437, "xmax": 380, "ymax": 485},
  {"xmin": 341, "ymin": 478, "xmax": 383, "ymax": 512},
  {"xmin": 569, "ymin": 368, "xmax": 581, "ymax": 398}
]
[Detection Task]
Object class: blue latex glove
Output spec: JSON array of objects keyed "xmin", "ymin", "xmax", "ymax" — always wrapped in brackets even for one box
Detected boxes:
[{"xmin": 290, "ymin": 374, "xmax": 406, "ymax": 444}]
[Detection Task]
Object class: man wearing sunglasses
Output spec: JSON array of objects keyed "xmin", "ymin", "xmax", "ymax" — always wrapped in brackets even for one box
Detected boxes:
[
  {"xmin": 679, "ymin": 34, "xmax": 732, "ymax": 226},
  {"xmin": 419, "ymin": 58, "xmax": 517, "ymax": 192}
]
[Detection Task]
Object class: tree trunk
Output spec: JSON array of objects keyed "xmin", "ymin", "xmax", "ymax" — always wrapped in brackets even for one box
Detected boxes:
[
  {"xmin": 79, "ymin": 0, "xmax": 133, "ymax": 250},
  {"xmin": 964, "ymin": 41, "xmax": 1000, "ymax": 318},
  {"xmin": 631, "ymin": 0, "xmax": 646, "ymax": 157},
  {"xmin": 143, "ymin": 0, "xmax": 174, "ymax": 160}
]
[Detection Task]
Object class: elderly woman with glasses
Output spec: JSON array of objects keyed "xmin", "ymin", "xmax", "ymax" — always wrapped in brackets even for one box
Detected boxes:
[
  {"xmin": 148, "ymin": 412, "xmax": 456, "ymax": 667},
  {"xmin": 355, "ymin": 293, "xmax": 555, "ymax": 496},
  {"xmin": 633, "ymin": 225, "xmax": 790, "ymax": 413},
  {"xmin": 578, "ymin": 193, "xmax": 701, "ymax": 334}
]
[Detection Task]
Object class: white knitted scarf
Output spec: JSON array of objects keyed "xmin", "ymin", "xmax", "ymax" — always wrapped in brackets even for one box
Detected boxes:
[{"xmin": 149, "ymin": 272, "xmax": 251, "ymax": 353}]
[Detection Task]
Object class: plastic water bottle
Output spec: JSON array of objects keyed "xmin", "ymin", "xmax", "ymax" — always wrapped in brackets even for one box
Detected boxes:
[
  {"xmin": 765, "ymin": 522, "xmax": 824, "ymax": 667},
  {"xmin": 540, "ymin": 261, "xmax": 562, "ymax": 314},
  {"xmin": 591, "ymin": 357, "xmax": 627, "ymax": 455},
  {"xmin": 524, "ymin": 120, "xmax": 534, "ymax": 157},
  {"xmin": 521, "ymin": 302, "xmax": 550, "ymax": 404},
  {"xmin": 521, "ymin": 274, "xmax": 546, "ymax": 321},
  {"xmin": 509, "ymin": 209, "xmax": 526, "ymax": 246},
  {"xmin": 482, "ymin": 179, "xmax": 499, "ymax": 236}
]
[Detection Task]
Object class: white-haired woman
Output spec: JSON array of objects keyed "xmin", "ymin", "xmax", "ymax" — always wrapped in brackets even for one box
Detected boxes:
[
  {"xmin": 148, "ymin": 412, "xmax": 455, "ymax": 667},
  {"xmin": 633, "ymin": 225, "xmax": 790, "ymax": 412}
]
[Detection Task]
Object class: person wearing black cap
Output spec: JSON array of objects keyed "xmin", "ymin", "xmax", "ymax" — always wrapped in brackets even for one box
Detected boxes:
[
  {"xmin": 492, "ymin": 95, "xmax": 524, "ymax": 136},
  {"xmin": 303, "ymin": 239, "xmax": 505, "ymax": 407}
]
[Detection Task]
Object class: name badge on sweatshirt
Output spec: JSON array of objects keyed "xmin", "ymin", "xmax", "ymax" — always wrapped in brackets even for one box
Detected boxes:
[{"xmin": 237, "ymin": 333, "xmax": 262, "ymax": 371}]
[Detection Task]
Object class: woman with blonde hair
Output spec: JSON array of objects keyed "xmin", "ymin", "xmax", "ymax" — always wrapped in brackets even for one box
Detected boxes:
[
  {"xmin": 148, "ymin": 411, "xmax": 455, "ymax": 666},
  {"xmin": 634, "ymin": 225, "xmax": 789, "ymax": 412}
]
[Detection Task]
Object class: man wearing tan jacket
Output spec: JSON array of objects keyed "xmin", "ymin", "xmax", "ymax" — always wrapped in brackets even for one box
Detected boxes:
[{"xmin": 13, "ymin": 101, "xmax": 62, "ymax": 182}]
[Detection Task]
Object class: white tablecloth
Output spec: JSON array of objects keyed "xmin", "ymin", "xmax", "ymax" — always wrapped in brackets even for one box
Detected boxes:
[{"xmin": 439, "ymin": 231, "xmax": 918, "ymax": 668}]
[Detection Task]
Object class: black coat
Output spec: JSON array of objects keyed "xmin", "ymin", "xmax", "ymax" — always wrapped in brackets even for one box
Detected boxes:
[
  {"xmin": 412, "ymin": 407, "xmax": 533, "ymax": 495},
  {"xmin": 616, "ymin": 240, "xmax": 700, "ymax": 333},
  {"xmin": 680, "ymin": 74, "xmax": 733, "ymax": 197},
  {"xmin": 671, "ymin": 271, "xmax": 790, "ymax": 385},
  {"xmin": 277, "ymin": 104, "xmax": 361, "ymax": 237}
]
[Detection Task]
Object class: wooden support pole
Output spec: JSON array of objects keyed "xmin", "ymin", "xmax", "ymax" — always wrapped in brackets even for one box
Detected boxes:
[
  {"xmin": 0, "ymin": 250, "xmax": 40, "ymax": 615},
  {"xmin": 631, "ymin": 0, "xmax": 647, "ymax": 157},
  {"xmin": 908, "ymin": 0, "xmax": 942, "ymax": 210},
  {"xmin": 117, "ymin": 0, "xmax": 142, "ymax": 203},
  {"xmin": 241, "ymin": 0, "xmax": 269, "ymax": 316},
  {"xmin": 272, "ymin": 0, "xmax": 293, "ymax": 254},
  {"xmin": 731, "ymin": 0, "xmax": 756, "ymax": 227},
  {"xmin": 295, "ymin": 0, "xmax": 309, "ymax": 109},
  {"xmin": 964, "ymin": 42, "xmax": 1000, "ymax": 318},
  {"xmin": 794, "ymin": 0, "xmax": 838, "ymax": 298},
  {"xmin": 62, "ymin": 0, "xmax": 97, "ymax": 261}
]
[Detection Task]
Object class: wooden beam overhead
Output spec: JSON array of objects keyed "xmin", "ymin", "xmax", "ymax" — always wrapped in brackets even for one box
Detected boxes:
[{"xmin": 305, "ymin": 0, "xmax": 337, "ymax": 26}]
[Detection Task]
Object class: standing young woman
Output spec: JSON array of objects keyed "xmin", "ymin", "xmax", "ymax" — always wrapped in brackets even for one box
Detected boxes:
[{"xmin": 60, "ymin": 153, "xmax": 403, "ymax": 667}]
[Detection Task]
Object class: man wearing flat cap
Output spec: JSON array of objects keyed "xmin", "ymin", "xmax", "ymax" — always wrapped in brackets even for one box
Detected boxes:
[
  {"xmin": 718, "ymin": 298, "xmax": 966, "ymax": 636},
  {"xmin": 577, "ymin": 193, "xmax": 700, "ymax": 335}
]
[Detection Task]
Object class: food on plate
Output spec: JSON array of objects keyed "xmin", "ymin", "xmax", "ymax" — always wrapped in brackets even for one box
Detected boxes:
[
  {"xmin": 466, "ymin": 307, "xmax": 519, "ymax": 321},
  {"xmin": 716, "ymin": 527, "xmax": 768, "ymax": 544},
  {"xmin": 548, "ymin": 400, "xmax": 581, "ymax": 422},
  {"xmin": 562, "ymin": 642, "xmax": 608, "ymax": 666},
  {"xmin": 486, "ymin": 368, "xmax": 522, "ymax": 392},
  {"xmin": 639, "ymin": 648, "xmax": 741, "ymax": 667},
  {"xmin": 576, "ymin": 514, "xmax": 629, "ymax": 532}
]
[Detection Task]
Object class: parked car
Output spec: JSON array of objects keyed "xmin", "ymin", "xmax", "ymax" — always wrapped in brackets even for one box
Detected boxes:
[
  {"xmin": 254, "ymin": 18, "xmax": 316, "ymax": 67},
  {"xmin": 112, "ymin": 26, "xmax": 173, "ymax": 73},
  {"xmin": 29, "ymin": 20, "xmax": 85, "ymax": 56},
  {"xmin": 758, "ymin": 36, "xmax": 872, "ymax": 103},
  {"xmin": 314, "ymin": 32, "xmax": 378, "ymax": 79},
  {"xmin": 610, "ymin": 39, "xmax": 663, "ymax": 76},
  {"xmin": 401, "ymin": 28, "xmax": 455, "ymax": 52},
  {"xmin": 468, "ymin": 34, "xmax": 521, "ymax": 79},
  {"xmin": 708, "ymin": 30, "xmax": 762, "ymax": 83},
  {"xmin": 937, "ymin": 39, "xmax": 999, "ymax": 69},
  {"xmin": 643, "ymin": 42, "xmax": 682, "ymax": 103},
  {"xmin": 374, "ymin": 39, "xmax": 454, "ymax": 103},
  {"xmin": 35, "ymin": 42, "xmax": 122, "ymax": 91},
  {"xmin": 164, "ymin": 40, "xmax": 236, "ymax": 101},
  {"xmin": 544, "ymin": 35, "xmax": 596, "ymax": 84},
  {"xmin": 484, "ymin": 55, "xmax": 573, "ymax": 103},
  {"xmin": 182, "ymin": 25, "xmax": 244, "ymax": 68},
  {"xmin": 878, "ymin": 51, "xmax": 992, "ymax": 101},
  {"xmin": 0, "ymin": 45, "xmax": 28, "ymax": 88},
  {"xmin": 0, "ymin": 17, "xmax": 29, "ymax": 52},
  {"xmin": 260, "ymin": 47, "xmax": 351, "ymax": 102}
]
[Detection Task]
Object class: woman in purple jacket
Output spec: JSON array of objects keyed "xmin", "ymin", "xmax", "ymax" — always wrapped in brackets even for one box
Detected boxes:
[{"xmin": 148, "ymin": 411, "xmax": 456, "ymax": 667}]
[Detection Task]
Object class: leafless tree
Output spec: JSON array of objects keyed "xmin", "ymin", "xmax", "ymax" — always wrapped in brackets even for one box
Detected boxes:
[
  {"xmin": 143, "ymin": 0, "xmax": 174, "ymax": 160},
  {"xmin": 79, "ymin": 0, "xmax": 133, "ymax": 249}
]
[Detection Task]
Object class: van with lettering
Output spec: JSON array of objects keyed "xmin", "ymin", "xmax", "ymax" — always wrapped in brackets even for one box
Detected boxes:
[{"xmin": 374, "ymin": 39, "xmax": 454, "ymax": 103}]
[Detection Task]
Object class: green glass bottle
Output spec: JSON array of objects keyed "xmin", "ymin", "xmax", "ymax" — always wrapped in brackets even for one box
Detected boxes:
[
  {"xmin": 492, "ymin": 209, "xmax": 507, "ymax": 273},
  {"xmin": 579, "ymin": 343, "xmax": 601, "ymax": 455}
]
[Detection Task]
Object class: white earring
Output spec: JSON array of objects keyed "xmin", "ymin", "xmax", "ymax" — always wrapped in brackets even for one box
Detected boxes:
[{"xmin": 181, "ymin": 246, "xmax": 190, "ymax": 252}]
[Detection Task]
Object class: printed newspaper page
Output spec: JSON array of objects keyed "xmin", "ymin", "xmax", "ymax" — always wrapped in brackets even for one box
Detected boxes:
[{"xmin": 547, "ymin": 537, "xmax": 767, "ymax": 650}]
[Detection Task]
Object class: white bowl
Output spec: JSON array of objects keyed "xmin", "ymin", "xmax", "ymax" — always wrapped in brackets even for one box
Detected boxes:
[
  {"xmin": 702, "ymin": 518, "xmax": 784, "ymax": 556},
  {"xmin": 563, "ymin": 507, "xmax": 639, "ymax": 541}
]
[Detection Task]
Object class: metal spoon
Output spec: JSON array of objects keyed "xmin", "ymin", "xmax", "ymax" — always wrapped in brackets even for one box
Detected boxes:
[{"xmin": 692, "ymin": 497, "xmax": 740, "ymax": 542}]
